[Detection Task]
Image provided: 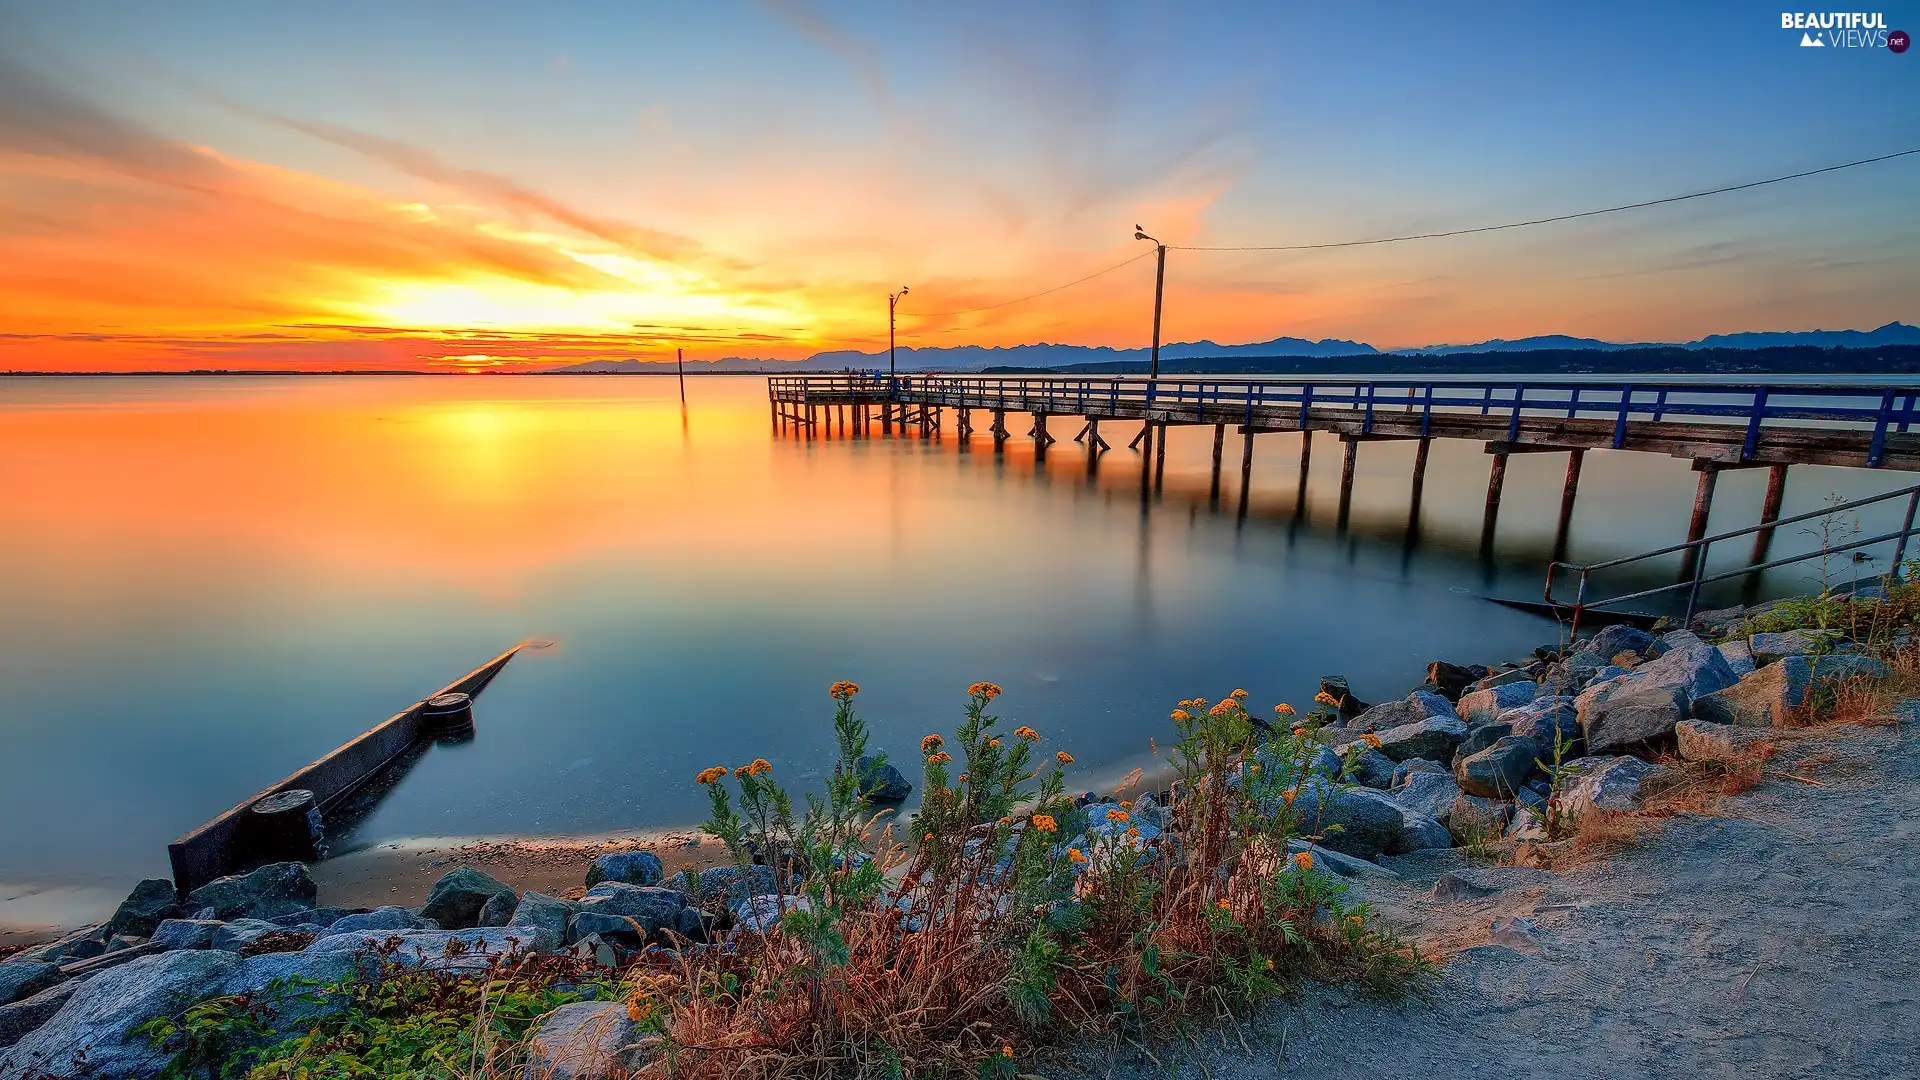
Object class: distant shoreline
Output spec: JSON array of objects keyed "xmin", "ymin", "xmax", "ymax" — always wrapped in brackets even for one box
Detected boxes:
[{"xmin": 6, "ymin": 342, "xmax": 1920, "ymax": 378}]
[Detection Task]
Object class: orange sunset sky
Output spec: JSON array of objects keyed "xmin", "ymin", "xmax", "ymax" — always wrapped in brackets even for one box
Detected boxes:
[{"xmin": 1, "ymin": 2, "xmax": 1916, "ymax": 372}]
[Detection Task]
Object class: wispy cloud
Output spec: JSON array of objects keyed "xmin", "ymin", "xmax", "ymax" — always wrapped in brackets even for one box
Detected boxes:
[{"xmin": 759, "ymin": 0, "xmax": 893, "ymax": 108}]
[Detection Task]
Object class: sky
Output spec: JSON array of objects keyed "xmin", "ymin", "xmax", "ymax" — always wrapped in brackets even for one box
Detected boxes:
[{"xmin": 1, "ymin": 1, "xmax": 1916, "ymax": 371}]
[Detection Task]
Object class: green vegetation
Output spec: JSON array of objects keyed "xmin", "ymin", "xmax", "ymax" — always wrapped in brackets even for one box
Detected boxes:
[
  {"xmin": 141, "ymin": 950, "xmax": 614, "ymax": 1080},
  {"xmin": 140, "ymin": 682, "xmax": 1430, "ymax": 1079}
]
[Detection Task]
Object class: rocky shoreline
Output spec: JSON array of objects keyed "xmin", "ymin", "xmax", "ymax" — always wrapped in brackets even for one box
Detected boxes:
[{"xmin": 0, "ymin": 590, "xmax": 1907, "ymax": 1079}]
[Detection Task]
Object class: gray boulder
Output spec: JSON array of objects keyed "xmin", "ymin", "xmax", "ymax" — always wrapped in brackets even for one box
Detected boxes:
[
  {"xmin": 107, "ymin": 880, "xmax": 179, "ymax": 938},
  {"xmin": 209, "ymin": 919, "xmax": 286, "ymax": 953},
  {"xmin": 1506, "ymin": 806, "xmax": 1547, "ymax": 842},
  {"xmin": 1693, "ymin": 654, "xmax": 1890, "ymax": 728},
  {"xmin": 0, "ymin": 964, "xmax": 63, "ymax": 1008},
  {"xmin": 1285, "ymin": 839, "xmax": 1399, "ymax": 880},
  {"xmin": 1389, "ymin": 770, "xmax": 1462, "ymax": 824},
  {"xmin": 668, "ymin": 864, "xmax": 780, "ymax": 904},
  {"xmin": 524, "ymin": 1001, "xmax": 655, "ymax": 1080},
  {"xmin": 1390, "ymin": 758, "xmax": 1445, "ymax": 787},
  {"xmin": 0, "ymin": 948, "xmax": 244, "ymax": 1079},
  {"xmin": 671, "ymin": 906, "xmax": 713, "ymax": 943},
  {"xmin": 183, "ymin": 862, "xmax": 317, "ymax": 922},
  {"xmin": 1455, "ymin": 735, "xmax": 1541, "ymax": 798},
  {"xmin": 1306, "ymin": 745, "xmax": 1343, "ymax": 778},
  {"xmin": 1453, "ymin": 722, "xmax": 1512, "ymax": 763},
  {"xmin": 583, "ymin": 851, "xmax": 665, "ymax": 889},
  {"xmin": 328, "ymin": 906, "xmax": 435, "ymax": 935},
  {"xmin": 1343, "ymin": 747, "xmax": 1398, "ymax": 788},
  {"xmin": 1395, "ymin": 812, "xmax": 1454, "ymax": 851},
  {"xmin": 1675, "ymin": 719, "xmax": 1777, "ymax": 764},
  {"xmin": 218, "ymin": 950, "xmax": 364, "ymax": 1039},
  {"xmin": 508, "ymin": 892, "xmax": 578, "ymax": 944},
  {"xmin": 0, "ymin": 980, "xmax": 82, "ymax": 1051},
  {"xmin": 477, "ymin": 891, "xmax": 516, "ymax": 928},
  {"xmin": 267, "ymin": 907, "xmax": 359, "ymax": 930},
  {"xmin": 856, "ymin": 755, "xmax": 913, "ymax": 801},
  {"xmin": 13, "ymin": 926, "xmax": 109, "ymax": 965},
  {"xmin": 1558, "ymin": 755, "xmax": 1669, "ymax": 819},
  {"xmin": 1447, "ymin": 794, "xmax": 1513, "ymax": 842},
  {"xmin": 1370, "ymin": 715, "xmax": 1469, "ymax": 763},
  {"xmin": 1588, "ymin": 624, "xmax": 1660, "ymax": 661},
  {"xmin": 419, "ymin": 867, "xmax": 517, "ymax": 930},
  {"xmin": 1545, "ymin": 650, "xmax": 1609, "ymax": 692},
  {"xmin": 1294, "ymin": 783, "xmax": 1407, "ymax": 860},
  {"xmin": 305, "ymin": 927, "xmax": 550, "ymax": 967},
  {"xmin": 1347, "ymin": 691, "xmax": 1456, "ymax": 734},
  {"xmin": 731, "ymin": 895, "xmax": 808, "ymax": 936},
  {"xmin": 150, "ymin": 919, "xmax": 224, "ymax": 951},
  {"xmin": 1749, "ymin": 629, "xmax": 1841, "ymax": 665},
  {"xmin": 1717, "ymin": 640, "xmax": 1756, "ymax": 677},
  {"xmin": 577, "ymin": 883, "xmax": 686, "ymax": 936},
  {"xmin": 568, "ymin": 911, "xmax": 651, "ymax": 946},
  {"xmin": 1501, "ymin": 697, "xmax": 1581, "ymax": 757},
  {"xmin": 1457, "ymin": 682, "xmax": 1539, "ymax": 726},
  {"xmin": 1578, "ymin": 679, "xmax": 1689, "ymax": 753}
]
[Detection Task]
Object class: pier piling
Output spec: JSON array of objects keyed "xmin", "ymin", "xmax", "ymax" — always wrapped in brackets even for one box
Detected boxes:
[
  {"xmin": 1680, "ymin": 463, "xmax": 1721, "ymax": 580},
  {"xmin": 1482, "ymin": 450, "xmax": 1510, "ymax": 546},
  {"xmin": 1751, "ymin": 464, "xmax": 1789, "ymax": 565},
  {"xmin": 1553, "ymin": 449, "xmax": 1585, "ymax": 562},
  {"xmin": 1337, "ymin": 437, "xmax": 1359, "ymax": 527},
  {"xmin": 1210, "ymin": 423, "xmax": 1226, "ymax": 500}
]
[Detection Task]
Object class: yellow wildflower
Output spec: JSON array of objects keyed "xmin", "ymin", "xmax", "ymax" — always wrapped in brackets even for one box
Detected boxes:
[
  {"xmin": 1314, "ymin": 690, "xmax": 1340, "ymax": 707},
  {"xmin": 1208, "ymin": 700, "xmax": 1233, "ymax": 717},
  {"xmin": 968, "ymin": 682, "xmax": 1003, "ymax": 701},
  {"xmin": 1216, "ymin": 898, "xmax": 1231, "ymax": 911},
  {"xmin": 747, "ymin": 758, "xmax": 772, "ymax": 776},
  {"xmin": 1126, "ymin": 826, "xmax": 1140, "ymax": 838},
  {"xmin": 1231, "ymin": 688, "xmax": 1248, "ymax": 699},
  {"xmin": 989, "ymin": 737, "xmax": 1001, "ymax": 748},
  {"xmin": 695, "ymin": 766, "xmax": 728, "ymax": 785},
  {"xmin": 1292, "ymin": 851, "xmax": 1313, "ymax": 871},
  {"xmin": 1171, "ymin": 709, "xmax": 1191, "ymax": 721},
  {"xmin": 1274, "ymin": 703, "xmax": 1296, "ymax": 716},
  {"xmin": 928, "ymin": 750, "xmax": 952, "ymax": 764},
  {"xmin": 1290, "ymin": 727, "xmax": 1306, "ymax": 738},
  {"xmin": 1013, "ymin": 725, "xmax": 1040, "ymax": 742},
  {"xmin": 828, "ymin": 680, "xmax": 860, "ymax": 699},
  {"xmin": 1362, "ymin": 733, "xmax": 1383, "ymax": 749},
  {"xmin": 957, "ymin": 773, "xmax": 968, "ymax": 783},
  {"xmin": 1282, "ymin": 789, "xmax": 1298, "ymax": 807},
  {"xmin": 921, "ymin": 734, "xmax": 944, "ymax": 754},
  {"xmin": 1031, "ymin": 813, "xmax": 1057, "ymax": 833},
  {"xmin": 1120, "ymin": 800, "xmax": 1133, "ymax": 809},
  {"xmin": 998, "ymin": 816, "xmax": 1012, "ymax": 825},
  {"xmin": 1067, "ymin": 847, "xmax": 1087, "ymax": 864},
  {"xmin": 1105, "ymin": 808, "xmax": 1130, "ymax": 823},
  {"xmin": 1001, "ymin": 1046, "xmax": 1014, "ymax": 1059},
  {"xmin": 626, "ymin": 995, "xmax": 656, "ymax": 1023},
  {"xmin": 1056, "ymin": 751, "xmax": 1074, "ymax": 765}
]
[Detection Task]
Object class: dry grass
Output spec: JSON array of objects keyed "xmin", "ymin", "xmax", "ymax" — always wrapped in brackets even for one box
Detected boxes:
[
  {"xmin": 1519, "ymin": 745, "xmax": 1775, "ymax": 871},
  {"xmin": 1788, "ymin": 644, "xmax": 1920, "ymax": 729}
]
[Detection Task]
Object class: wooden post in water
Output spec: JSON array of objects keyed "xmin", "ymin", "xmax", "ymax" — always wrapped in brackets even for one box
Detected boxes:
[
  {"xmin": 1680, "ymin": 463, "xmax": 1720, "ymax": 581},
  {"xmin": 1239, "ymin": 429, "xmax": 1255, "ymax": 517},
  {"xmin": 1553, "ymin": 449, "xmax": 1585, "ymax": 562},
  {"xmin": 1408, "ymin": 436, "xmax": 1432, "ymax": 530},
  {"xmin": 992, "ymin": 408, "xmax": 1009, "ymax": 450},
  {"xmin": 1131, "ymin": 419, "xmax": 1153, "ymax": 453},
  {"xmin": 1210, "ymin": 423, "xmax": 1226, "ymax": 500},
  {"xmin": 1086, "ymin": 417, "xmax": 1107, "ymax": 453},
  {"xmin": 1153, "ymin": 421, "xmax": 1168, "ymax": 489},
  {"xmin": 676, "ymin": 347, "xmax": 686, "ymax": 404},
  {"xmin": 1482, "ymin": 450, "xmax": 1510, "ymax": 546},
  {"xmin": 1337, "ymin": 437, "xmax": 1359, "ymax": 527},
  {"xmin": 1751, "ymin": 464, "xmax": 1789, "ymax": 565}
]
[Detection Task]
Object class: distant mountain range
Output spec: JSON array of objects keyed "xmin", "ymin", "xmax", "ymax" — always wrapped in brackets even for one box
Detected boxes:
[{"xmin": 549, "ymin": 322, "xmax": 1920, "ymax": 374}]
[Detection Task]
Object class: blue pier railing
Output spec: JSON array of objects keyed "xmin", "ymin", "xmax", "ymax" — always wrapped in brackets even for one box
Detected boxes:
[{"xmin": 768, "ymin": 374, "xmax": 1920, "ymax": 466}]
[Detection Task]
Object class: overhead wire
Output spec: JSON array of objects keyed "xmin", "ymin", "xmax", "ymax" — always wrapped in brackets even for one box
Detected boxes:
[{"xmin": 1170, "ymin": 147, "xmax": 1920, "ymax": 252}]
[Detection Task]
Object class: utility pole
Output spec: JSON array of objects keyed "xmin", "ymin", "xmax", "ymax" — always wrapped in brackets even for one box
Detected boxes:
[
  {"xmin": 888, "ymin": 286, "xmax": 909, "ymax": 433},
  {"xmin": 889, "ymin": 287, "xmax": 909, "ymax": 377},
  {"xmin": 1134, "ymin": 227, "xmax": 1167, "ymax": 471},
  {"xmin": 676, "ymin": 346, "xmax": 686, "ymax": 404}
]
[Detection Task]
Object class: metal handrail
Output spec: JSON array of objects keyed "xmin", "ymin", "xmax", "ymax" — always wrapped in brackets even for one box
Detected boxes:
[{"xmin": 1544, "ymin": 482, "xmax": 1920, "ymax": 629}]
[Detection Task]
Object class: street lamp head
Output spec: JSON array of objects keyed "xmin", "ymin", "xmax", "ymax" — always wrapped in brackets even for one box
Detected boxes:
[
  {"xmin": 900, "ymin": 286, "xmax": 908, "ymax": 295},
  {"xmin": 1134, "ymin": 225, "xmax": 1158, "ymax": 243}
]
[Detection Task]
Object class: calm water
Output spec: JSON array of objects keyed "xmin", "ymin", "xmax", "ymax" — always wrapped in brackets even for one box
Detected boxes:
[{"xmin": 2, "ymin": 375, "xmax": 1910, "ymax": 920}]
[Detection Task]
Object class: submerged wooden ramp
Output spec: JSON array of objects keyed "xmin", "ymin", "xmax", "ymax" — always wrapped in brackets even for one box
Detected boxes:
[{"xmin": 167, "ymin": 645, "xmax": 522, "ymax": 893}]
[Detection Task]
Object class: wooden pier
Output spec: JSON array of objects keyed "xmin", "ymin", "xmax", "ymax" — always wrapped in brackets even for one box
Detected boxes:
[{"xmin": 770, "ymin": 373, "xmax": 1920, "ymax": 557}]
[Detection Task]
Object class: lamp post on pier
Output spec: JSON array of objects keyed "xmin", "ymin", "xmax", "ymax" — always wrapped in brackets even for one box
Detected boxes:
[
  {"xmin": 1134, "ymin": 227, "xmax": 1168, "ymax": 484},
  {"xmin": 886, "ymin": 286, "xmax": 909, "ymax": 433}
]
